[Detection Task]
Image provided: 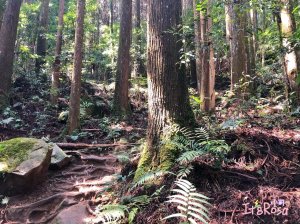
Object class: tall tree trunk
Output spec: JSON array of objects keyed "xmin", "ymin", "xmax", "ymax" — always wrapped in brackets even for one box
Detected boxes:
[
  {"xmin": 193, "ymin": 0, "xmax": 202, "ymax": 93},
  {"xmin": 135, "ymin": 0, "xmax": 195, "ymax": 180},
  {"xmin": 35, "ymin": 0, "xmax": 50, "ymax": 74},
  {"xmin": 208, "ymin": 0, "xmax": 216, "ymax": 110},
  {"xmin": 110, "ymin": 0, "xmax": 114, "ymax": 34},
  {"xmin": 199, "ymin": 0, "xmax": 215, "ymax": 112},
  {"xmin": 200, "ymin": 10, "xmax": 210, "ymax": 111},
  {"xmin": 0, "ymin": 0, "xmax": 6, "ymax": 29},
  {"xmin": 133, "ymin": 0, "xmax": 144, "ymax": 77},
  {"xmin": 68, "ymin": 0, "xmax": 85, "ymax": 134},
  {"xmin": 113, "ymin": 0, "xmax": 132, "ymax": 115},
  {"xmin": 182, "ymin": 0, "xmax": 197, "ymax": 88},
  {"xmin": 261, "ymin": 0, "xmax": 266, "ymax": 67},
  {"xmin": 280, "ymin": 0, "xmax": 299, "ymax": 100},
  {"xmin": 227, "ymin": 0, "xmax": 248, "ymax": 93},
  {"xmin": 0, "ymin": 0, "xmax": 22, "ymax": 109},
  {"xmin": 51, "ymin": 0, "xmax": 65, "ymax": 105}
]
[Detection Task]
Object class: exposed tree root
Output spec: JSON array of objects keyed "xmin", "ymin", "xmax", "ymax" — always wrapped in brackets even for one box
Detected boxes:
[{"xmin": 56, "ymin": 142, "xmax": 137, "ymax": 149}]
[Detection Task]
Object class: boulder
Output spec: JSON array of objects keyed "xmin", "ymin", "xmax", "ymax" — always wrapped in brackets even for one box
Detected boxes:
[
  {"xmin": 50, "ymin": 144, "xmax": 71, "ymax": 169},
  {"xmin": 0, "ymin": 138, "xmax": 52, "ymax": 195},
  {"xmin": 50, "ymin": 202, "xmax": 89, "ymax": 224}
]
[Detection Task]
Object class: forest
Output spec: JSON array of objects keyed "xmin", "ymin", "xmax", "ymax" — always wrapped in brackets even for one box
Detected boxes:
[{"xmin": 0, "ymin": 0, "xmax": 300, "ymax": 223}]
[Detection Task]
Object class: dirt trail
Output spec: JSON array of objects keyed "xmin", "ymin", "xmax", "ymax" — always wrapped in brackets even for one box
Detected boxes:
[{"xmin": 0, "ymin": 150, "xmax": 121, "ymax": 224}]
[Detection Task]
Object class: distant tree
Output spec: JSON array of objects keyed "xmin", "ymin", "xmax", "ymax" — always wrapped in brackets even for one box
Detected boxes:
[
  {"xmin": 35, "ymin": 0, "xmax": 50, "ymax": 74},
  {"xmin": 135, "ymin": 0, "xmax": 195, "ymax": 180},
  {"xmin": 132, "ymin": 0, "xmax": 144, "ymax": 77},
  {"xmin": 193, "ymin": 0, "xmax": 202, "ymax": 92},
  {"xmin": 113, "ymin": 0, "xmax": 132, "ymax": 115},
  {"xmin": 68, "ymin": 0, "xmax": 85, "ymax": 134},
  {"xmin": 51, "ymin": 0, "xmax": 65, "ymax": 105},
  {"xmin": 0, "ymin": 0, "xmax": 22, "ymax": 109}
]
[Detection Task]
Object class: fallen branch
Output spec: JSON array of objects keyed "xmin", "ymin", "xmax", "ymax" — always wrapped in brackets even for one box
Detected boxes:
[{"xmin": 56, "ymin": 142, "xmax": 137, "ymax": 149}]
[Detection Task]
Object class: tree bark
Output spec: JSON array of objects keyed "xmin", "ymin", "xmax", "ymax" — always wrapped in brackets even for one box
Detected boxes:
[
  {"xmin": 0, "ymin": 0, "xmax": 6, "ymax": 29},
  {"xmin": 199, "ymin": 0, "xmax": 215, "ymax": 112},
  {"xmin": 193, "ymin": 0, "xmax": 202, "ymax": 93},
  {"xmin": 113, "ymin": 0, "xmax": 132, "ymax": 115},
  {"xmin": 51, "ymin": 0, "xmax": 65, "ymax": 105},
  {"xmin": 133, "ymin": 0, "xmax": 144, "ymax": 77},
  {"xmin": 135, "ymin": 0, "xmax": 195, "ymax": 180},
  {"xmin": 0, "ymin": 0, "xmax": 22, "ymax": 109},
  {"xmin": 110, "ymin": 0, "xmax": 114, "ymax": 34},
  {"xmin": 68, "ymin": 0, "xmax": 85, "ymax": 134},
  {"xmin": 226, "ymin": 0, "xmax": 248, "ymax": 93},
  {"xmin": 280, "ymin": 0, "xmax": 299, "ymax": 99},
  {"xmin": 35, "ymin": 0, "xmax": 50, "ymax": 74}
]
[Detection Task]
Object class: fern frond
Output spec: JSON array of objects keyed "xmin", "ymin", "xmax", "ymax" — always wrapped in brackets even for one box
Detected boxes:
[
  {"xmin": 86, "ymin": 204, "xmax": 127, "ymax": 224},
  {"xmin": 195, "ymin": 127, "xmax": 209, "ymax": 141},
  {"xmin": 179, "ymin": 127, "xmax": 195, "ymax": 140},
  {"xmin": 177, "ymin": 165, "xmax": 193, "ymax": 178},
  {"xmin": 177, "ymin": 150, "xmax": 205, "ymax": 165},
  {"xmin": 163, "ymin": 179, "xmax": 211, "ymax": 224},
  {"xmin": 132, "ymin": 170, "xmax": 166, "ymax": 189},
  {"xmin": 128, "ymin": 207, "xmax": 139, "ymax": 224}
]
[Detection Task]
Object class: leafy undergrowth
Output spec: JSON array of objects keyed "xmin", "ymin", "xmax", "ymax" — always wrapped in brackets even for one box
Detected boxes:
[
  {"xmin": 123, "ymin": 130, "xmax": 300, "ymax": 224},
  {"xmin": 1, "ymin": 74, "xmax": 300, "ymax": 223}
]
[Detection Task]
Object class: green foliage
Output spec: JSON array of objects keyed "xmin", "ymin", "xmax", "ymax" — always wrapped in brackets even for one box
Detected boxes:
[
  {"xmin": 132, "ymin": 170, "xmax": 167, "ymax": 189},
  {"xmin": 163, "ymin": 125, "xmax": 230, "ymax": 175},
  {"xmin": 163, "ymin": 179, "xmax": 211, "ymax": 224},
  {"xmin": 86, "ymin": 204, "xmax": 128, "ymax": 224}
]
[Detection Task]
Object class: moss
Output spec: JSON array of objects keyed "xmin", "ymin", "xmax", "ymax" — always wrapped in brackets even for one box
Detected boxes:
[
  {"xmin": 0, "ymin": 138, "xmax": 38, "ymax": 173},
  {"xmin": 134, "ymin": 140, "xmax": 179, "ymax": 182},
  {"xmin": 158, "ymin": 142, "xmax": 179, "ymax": 171},
  {"xmin": 134, "ymin": 143, "xmax": 152, "ymax": 181}
]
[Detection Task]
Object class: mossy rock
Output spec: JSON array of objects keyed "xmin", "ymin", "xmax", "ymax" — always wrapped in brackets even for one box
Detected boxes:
[
  {"xmin": 0, "ymin": 138, "xmax": 53, "ymax": 195},
  {"xmin": 0, "ymin": 138, "xmax": 38, "ymax": 173}
]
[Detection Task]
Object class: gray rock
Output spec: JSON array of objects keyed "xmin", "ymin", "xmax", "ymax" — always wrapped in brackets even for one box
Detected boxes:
[
  {"xmin": 51, "ymin": 202, "xmax": 89, "ymax": 224},
  {"xmin": 0, "ymin": 138, "xmax": 52, "ymax": 195},
  {"xmin": 50, "ymin": 144, "xmax": 71, "ymax": 169}
]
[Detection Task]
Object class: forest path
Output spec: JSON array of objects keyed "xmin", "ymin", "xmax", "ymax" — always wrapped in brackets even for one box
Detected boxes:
[{"xmin": 0, "ymin": 150, "xmax": 122, "ymax": 223}]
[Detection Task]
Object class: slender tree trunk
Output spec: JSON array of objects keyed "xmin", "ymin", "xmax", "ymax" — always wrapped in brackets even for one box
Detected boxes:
[
  {"xmin": 51, "ymin": 0, "xmax": 65, "ymax": 105},
  {"xmin": 193, "ymin": 0, "xmax": 202, "ymax": 93},
  {"xmin": 280, "ymin": 0, "xmax": 299, "ymax": 100},
  {"xmin": 199, "ymin": 0, "xmax": 215, "ymax": 112},
  {"xmin": 0, "ymin": 0, "xmax": 6, "ymax": 29},
  {"xmin": 208, "ymin": 0, "xmax": 216, "ymax": 110},
  {"xmin": 261, "ymin": 0, "xmax": 266, "ymax": 67},
  {"xmin": 0, "ymin": 0, "xmax": 22, "ymax": 109},
  {"xmin": 113, "ymin": 0, "xmax": 132, "ymax": 115},
  {"xmin": 68, "ymin": 0, "xmax": 85, "ymax": 134},
  {"xmin": 135, "ymin": 0, "xmax": 195, "ymax": 180},
  {"xmin": 227, "ymin": 0, "xmax": 248, "ymax": 93},
  {"xmin": 133, "ymin": 0, "xmax": 144, "ymax": 77},
  {"xmin": 108, "ymin": 0, "xmax": 114, "ymax": 81},
  {"xmin": 200, "ymin": 10, "xmax": 210, "ymax": 111},
  {"xmin": 251, "ymin": 6, "xmax": 258, "ymax": 65},
  {"xmin": 35, "ymin": 0, "xmax": 50, "ymax": 74},
  {"xmin": 182, "ymin": 0, "xmax": 197, "ymax": 88},
  {"xmin": 110, "ymin": 0, "xmax": 114, "ymax": 34}
]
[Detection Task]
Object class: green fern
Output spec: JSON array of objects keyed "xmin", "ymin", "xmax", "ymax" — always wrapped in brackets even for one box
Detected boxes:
[
  {"xmin": 163, "ymin": 179, "xmax": 211, "ymax": 224},
  {"xmin": 194, "ymin": 127, "xmax": 209, "ymax": 141},
  {"xmin": 132, "ymin": 170, "xmax": 167, "ymax": 189},
  {"xmin": 86, "ymin": 204, "xmax": 127, "ymax": 224},
  {"xmin": 177, "ymin": 165, "xmax": 194, "ymax": 178},
  {"xmin": 128, "ymin": 207, "xmax": 139, "ymax": 224},
  {"xmin": 177, "ymin": 150, "xmax": 205, "ymax": 165}
]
